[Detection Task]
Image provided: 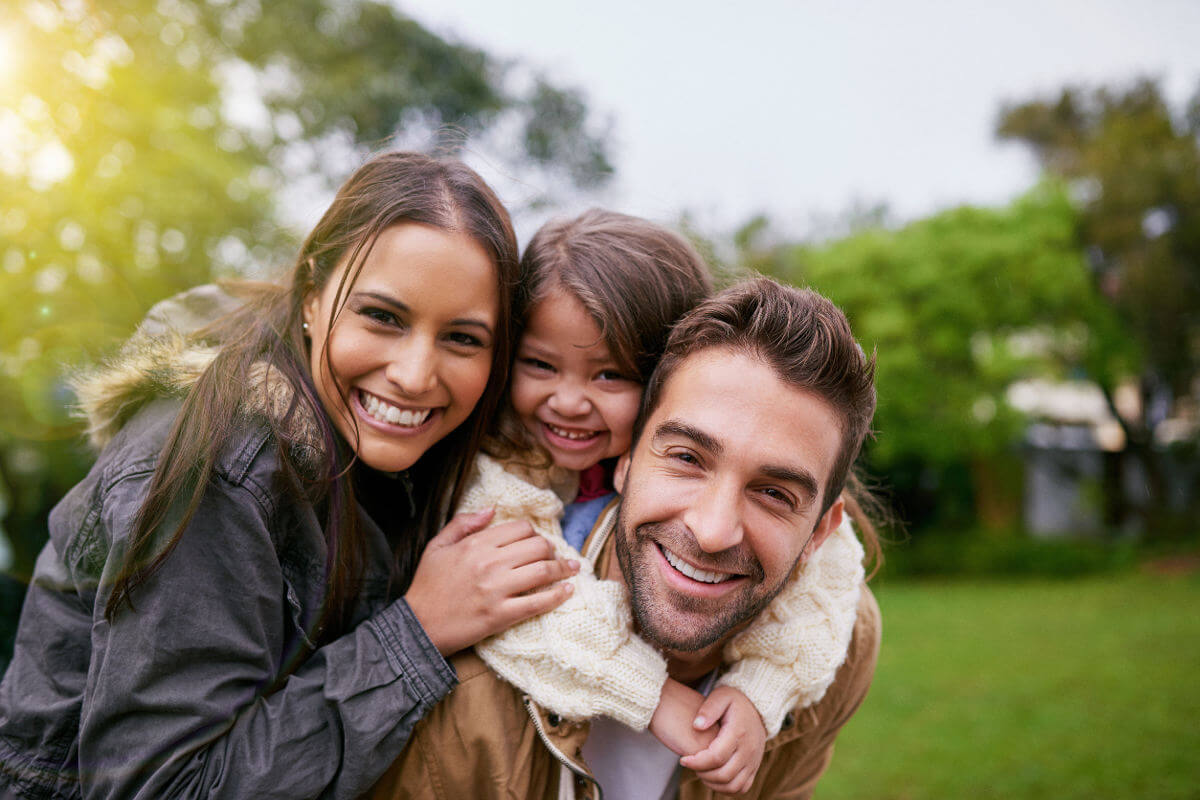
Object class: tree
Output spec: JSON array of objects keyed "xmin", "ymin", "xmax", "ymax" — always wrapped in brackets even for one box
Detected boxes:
[
  {"xmin": 742, "ymin": 185, "xmax": 1133, "ymax": 531},
  {"xmin": 998, "ymin": 78, "xmax": 1200, "ymax": 533},
  {"xmin": 0, "ymin": 0, "xmax": 612, "ymax": 585}
]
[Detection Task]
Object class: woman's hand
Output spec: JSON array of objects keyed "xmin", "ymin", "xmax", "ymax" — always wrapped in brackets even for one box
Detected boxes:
[{"xmin": 405, "ymin": 508, "xmax": 580, "ymax": 656}]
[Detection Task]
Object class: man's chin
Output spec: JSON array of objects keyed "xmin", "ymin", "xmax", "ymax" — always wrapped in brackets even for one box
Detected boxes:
[{"xmin": 629, "ymin": 591, "xmax": 753, "ymax": 653}]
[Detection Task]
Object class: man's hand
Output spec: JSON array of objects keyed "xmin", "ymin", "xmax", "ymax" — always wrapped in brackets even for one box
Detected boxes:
[{"xmin": 679, "ymin": 686, "xmax": 766, "ymax": 795}]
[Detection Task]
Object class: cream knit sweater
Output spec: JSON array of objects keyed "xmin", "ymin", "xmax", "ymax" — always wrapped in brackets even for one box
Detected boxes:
[{"xmin": 466, "ymin": 453, "xmax": 865, "ymax": 737}]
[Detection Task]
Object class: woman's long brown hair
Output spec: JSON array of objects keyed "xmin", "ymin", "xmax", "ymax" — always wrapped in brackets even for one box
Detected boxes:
[{"xmin": 103, "ymin": 152, "xmax": 521, "ymax": 635}]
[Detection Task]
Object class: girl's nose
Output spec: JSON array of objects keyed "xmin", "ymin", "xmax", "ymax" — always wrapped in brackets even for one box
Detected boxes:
[{"xmin": 546, "ymin": 381, "xmax": 591, "ymax": 417}]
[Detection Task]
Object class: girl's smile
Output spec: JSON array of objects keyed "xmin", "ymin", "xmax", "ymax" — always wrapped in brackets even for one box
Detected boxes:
[{"xmin": 511, "ymin": 288, "xmax": 642, "ymax": 472}]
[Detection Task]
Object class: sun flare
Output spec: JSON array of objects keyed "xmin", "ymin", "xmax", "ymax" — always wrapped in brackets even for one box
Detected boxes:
[{"xmin": 0, "ymin": 27, "xmax": 18, "ymax": 88}]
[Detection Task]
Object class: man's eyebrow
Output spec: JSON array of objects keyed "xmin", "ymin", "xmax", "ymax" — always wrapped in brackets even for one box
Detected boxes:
[
  {"xmin": 353, "ymin": 290, "xmax": 494, "ymax": 332},
  {"xmin": 652, "ymin": 420, "xmax": 722, "ymax": 455},
  {"xmin": 761, "ymin": 464, "xmax": 820, "ymax": 503}
]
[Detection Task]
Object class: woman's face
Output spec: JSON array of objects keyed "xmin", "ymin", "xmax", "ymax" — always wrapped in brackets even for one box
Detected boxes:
[{"xmin": 303, "ymin": 222, "xmax": 499, "ymax": 473}]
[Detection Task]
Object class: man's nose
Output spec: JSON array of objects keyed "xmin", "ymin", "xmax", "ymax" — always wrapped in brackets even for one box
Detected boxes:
[
  {"xmin": 385, "ymin": 335, "xmax": 438, "ymax": 396},
  {"xmin": 682, "ymin": 482, "xmax": 744, "ymax": 553},
  {"xmin": 546, "ymin": 380, "xmax": 591, "ymax": 417}
]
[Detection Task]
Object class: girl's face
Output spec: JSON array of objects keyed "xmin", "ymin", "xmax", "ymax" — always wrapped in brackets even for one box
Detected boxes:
[
  {"xmin": 303, "ymin": 222, "xmax": 499, "ymax": 473},
  {"xmin": 511, "ymin": 288, "xmax": 643, "ymax": 472}
]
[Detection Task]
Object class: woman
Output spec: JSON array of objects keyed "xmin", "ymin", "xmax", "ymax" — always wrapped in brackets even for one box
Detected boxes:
[{"xmin": 0, "ymin": 152, "xmax": 577, "ymax": 799}]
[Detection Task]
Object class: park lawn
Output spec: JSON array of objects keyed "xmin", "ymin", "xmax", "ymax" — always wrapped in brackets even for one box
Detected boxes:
[{"xmin": 816, "ymin": 572, "xmax": 1200, "ymax": 800}]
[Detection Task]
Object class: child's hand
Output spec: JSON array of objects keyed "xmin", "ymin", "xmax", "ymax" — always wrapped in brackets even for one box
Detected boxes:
[
  {"xmin": 679, "ymin": 686, "xmax": 766, "ymax": 795},
  {"xmin": 405, "ymin": 508, "xmax": 580, "ymax": 656},
  {"xmin": 648, "ymin": 679, "xmax": 717, "ymax": 756}
]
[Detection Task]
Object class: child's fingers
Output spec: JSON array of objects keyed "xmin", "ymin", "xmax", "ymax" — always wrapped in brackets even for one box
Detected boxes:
[
  {"xmin": 697, "ymin": 761, "xmax": 757, "ymax": 794},
  {"xmin": 697, "ymin": 764, "xmax": 755, "ymax": 796},
  {"xmin": 678, "ymin": 734, "xmax": 736, "ymax": 772},
  {"xmin": 693, "ymin": 690, "xmax": 735, "ymax": 730}
]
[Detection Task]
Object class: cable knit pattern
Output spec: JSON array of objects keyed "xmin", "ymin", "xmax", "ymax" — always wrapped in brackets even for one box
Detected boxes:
[
  {"xmin": 717, "ymin": 518, "xmax": 864, "ymax": 736},
  {"xmin": 467, "ymin": 452, "xmax": 864, "ymax": 736},
  {"xmin": 468, "ymin": 454, "xmax": 669, "ymax": 730}
]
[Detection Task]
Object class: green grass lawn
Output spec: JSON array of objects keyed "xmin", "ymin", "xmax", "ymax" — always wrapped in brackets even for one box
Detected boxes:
[{"xmin": 817, "ymin": 572, "xmax": 1200, "ymax": 799}]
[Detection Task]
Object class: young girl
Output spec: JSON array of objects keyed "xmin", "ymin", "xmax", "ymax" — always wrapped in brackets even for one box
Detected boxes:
[
  {"xmin": 459, "ymin": 210, "xmax": 869, "ymax": 795},
  {"xmin": 0, "ymin": 152, "xmax": 578, "ymax": 798}
]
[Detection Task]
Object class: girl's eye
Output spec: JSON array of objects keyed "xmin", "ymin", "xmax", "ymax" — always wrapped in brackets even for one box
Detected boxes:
[
  {"xmin": 520, "ymin": 357, "xmax": 554, "ymax": 372},
  {"xmin": 597, "ymin": 369, "xmax": 629, "ymax": 382}
]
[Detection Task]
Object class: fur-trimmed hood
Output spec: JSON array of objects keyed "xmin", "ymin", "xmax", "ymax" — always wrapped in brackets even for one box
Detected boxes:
[{"xmin": 71, "ymin": 333, "xmax": 325, "ymax": 473}]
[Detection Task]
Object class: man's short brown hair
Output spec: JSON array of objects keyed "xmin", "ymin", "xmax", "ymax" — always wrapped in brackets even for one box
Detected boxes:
[{"xmin": 635, "ymin": 276, "xmax": 877, "ymax": 514}]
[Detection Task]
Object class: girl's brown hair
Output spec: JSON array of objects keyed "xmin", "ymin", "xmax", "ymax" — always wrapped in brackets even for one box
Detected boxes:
[
  {"xmin": 518, "ymin": 209, "xmax": 713, "ymax": 382},
  {"xmin": 105, "ymin": 151, "xmax": 520, "ymax": 633},
  {"xmin": 487, "ymin": 209, "xmax": 712, "ymax": 460}
]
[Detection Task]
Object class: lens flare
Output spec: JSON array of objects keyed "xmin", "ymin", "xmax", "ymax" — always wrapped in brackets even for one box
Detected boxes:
[{"xmin": 0, "ymin": 28, "xmax": 17, "ymax": 87}]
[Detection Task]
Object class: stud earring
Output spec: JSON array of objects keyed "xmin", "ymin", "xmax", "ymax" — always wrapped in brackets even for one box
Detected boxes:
[{"xmin": 302, "ymin": 322, "xmax": 310, "ymax": 334}]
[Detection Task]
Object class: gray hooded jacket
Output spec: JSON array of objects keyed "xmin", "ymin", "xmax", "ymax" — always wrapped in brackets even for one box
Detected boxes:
[{"xmin": 0, "ymin": 288, "xmax": 456, "ymax": 799}]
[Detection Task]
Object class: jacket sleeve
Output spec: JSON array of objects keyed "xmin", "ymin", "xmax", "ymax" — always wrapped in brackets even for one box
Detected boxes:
[
  {"xmin": 77, "ymin": 466, "xmax": 456, "ymax": 800},
  {"xmin": 465, "ymin": 455, "xmax": 668, "ymax": 730},
  {"xmin": 715, "ymin": 517, "xmax": 866, "ymax": 737}
]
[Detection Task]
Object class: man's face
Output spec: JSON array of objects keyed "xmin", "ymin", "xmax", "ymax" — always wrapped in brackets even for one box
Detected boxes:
[{"xmin": 614, "ymin": 347, "xmax": 845, "ymax": 654}]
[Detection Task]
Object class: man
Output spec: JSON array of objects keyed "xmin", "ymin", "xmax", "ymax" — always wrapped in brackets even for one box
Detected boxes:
[{"xmin": 373, "ymin": 277, "xmax": 882, "ymax": 800}]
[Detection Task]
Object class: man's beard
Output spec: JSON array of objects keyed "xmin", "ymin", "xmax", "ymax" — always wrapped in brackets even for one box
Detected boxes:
[{"xmin": 614, "ymin": 511, "xmax": 795, "ymax": 653}]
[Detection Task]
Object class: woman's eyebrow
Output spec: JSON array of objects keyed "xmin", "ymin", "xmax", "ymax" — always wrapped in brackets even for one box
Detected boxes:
[{"xmin": 352, "ymin": 291, "xmax": 493, "ymax": 332}]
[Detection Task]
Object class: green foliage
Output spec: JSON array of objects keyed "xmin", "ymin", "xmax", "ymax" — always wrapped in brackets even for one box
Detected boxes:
[
  {"xmin": 879, "ymin": 529, "xmax": 1138, "ymax": 580},
  {"xmin": 0, "ymin": 0, "xmax": 612, "ymax": 577},
  {"xmin": 820, "ymin": 574, "xmax": 1200, "ymax": 799},
  {"xmin": 749, "ymin": 184, "xmax": 1134, "ymax": 472},
  {"xmin": 998, "ymin": 78, "xmax": 1200, "ymax": 399}
]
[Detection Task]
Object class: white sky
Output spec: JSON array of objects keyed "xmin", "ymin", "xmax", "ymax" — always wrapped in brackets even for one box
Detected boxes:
[{"xmin": 396, "ymin": 0, "xmax": 1200, "ymax": 237}]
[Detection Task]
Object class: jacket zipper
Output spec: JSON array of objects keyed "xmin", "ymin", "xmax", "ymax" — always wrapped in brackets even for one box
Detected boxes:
[{"xmin": 524, "ymin": 696, "xmax": 603, "ymax": 800}]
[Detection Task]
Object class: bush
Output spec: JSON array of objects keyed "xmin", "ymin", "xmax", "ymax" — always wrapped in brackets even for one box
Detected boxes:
[{"xmin": 878, "ymin": 529, "xmax": 1139, "ymax": 580}]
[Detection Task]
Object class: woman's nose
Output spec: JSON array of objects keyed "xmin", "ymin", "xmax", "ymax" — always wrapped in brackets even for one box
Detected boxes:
[{"xmin": 384, "ymin": 336, "xmax": 439, "ymax": 396}]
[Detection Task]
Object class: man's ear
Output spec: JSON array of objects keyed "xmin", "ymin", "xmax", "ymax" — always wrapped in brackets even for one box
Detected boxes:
[
  {"xmin": 613, "ymin": 451, "xmax": 631, "ymax": 497},
  {"xmin": 802, "ymin": 495, "xmax": 844, "ymax": 562}
]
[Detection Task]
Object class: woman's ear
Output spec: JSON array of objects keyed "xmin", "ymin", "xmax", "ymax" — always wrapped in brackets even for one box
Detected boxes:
[{"xmin": 302, "ymin": 285, "xmax": 319, "ymax": 331}]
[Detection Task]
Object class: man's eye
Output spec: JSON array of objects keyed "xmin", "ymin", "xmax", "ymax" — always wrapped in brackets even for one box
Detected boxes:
[
  {"xmin": 759, "ymin": 487, "xmax": 795, "ymax": 508},
  {"xmin": 670, "ymin": 451, "xmax": 699, "ymax": 466}
]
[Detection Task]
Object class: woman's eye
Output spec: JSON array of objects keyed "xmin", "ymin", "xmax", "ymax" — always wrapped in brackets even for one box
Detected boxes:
[
  {"xmin": 597, "ymin": 369, "xmax": 629, "ymax": 382},
  {"xmin": 361, "ymin": 307, "xmax": 398, "ymax": 326},
  {"xmin": 447, "ymin": 331, "xmax": 485, "ymax": 348}
]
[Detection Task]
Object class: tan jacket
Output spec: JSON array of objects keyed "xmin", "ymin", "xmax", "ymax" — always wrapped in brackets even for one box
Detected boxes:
[{"xmin": 371, "ymin": 503, "xmax": 881, "ymax": 800}]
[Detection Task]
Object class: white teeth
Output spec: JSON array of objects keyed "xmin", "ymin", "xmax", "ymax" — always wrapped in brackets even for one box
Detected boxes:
[
  {"xmin": 662, "ymin": 547, "xmax": 731, "ymax": 584},
  {"xmin": 546, "ymin": 423, "xmax": 598, "ymax": 441},
  {"xmin": 361, "ymin": 391, "xmax": 432, "ymax": 428}
]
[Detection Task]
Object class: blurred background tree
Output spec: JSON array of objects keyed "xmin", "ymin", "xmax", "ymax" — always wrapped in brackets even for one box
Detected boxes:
[
  {"xmin": 0, "ymin": 0, "xmax": 611, "ymax": 597},
  {"xmin": 997, "ymin": 78, "xmax": 1200, "ymax": 536},
  {"xmin": 740, "ymin": 185, "xmax": 1135, "ymax": 533}
]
